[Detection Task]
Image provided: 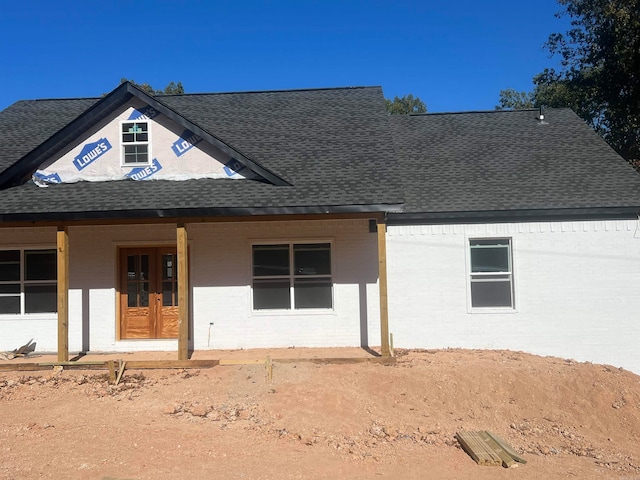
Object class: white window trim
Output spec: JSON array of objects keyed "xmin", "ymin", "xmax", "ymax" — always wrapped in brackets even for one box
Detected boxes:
[
  {"xmin": 249, "ymin": 239, "xmax": 335, "ymax": 314},
  {"xmin": 119, "ymin": 119, "xmax": 152, "ymax": 167},
  {"xmin": 465, "ymin": 236, "xmax": 517, "ymax": 314},
  {"xmin": 0, "ymin": 247, "xmax": 58, "ymax": 317}
]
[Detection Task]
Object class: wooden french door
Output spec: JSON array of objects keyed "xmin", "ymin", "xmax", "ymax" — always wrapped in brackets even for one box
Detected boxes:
[{"xmin": 119, "ymin": 247, "xmax": 179, "ymax": 339}]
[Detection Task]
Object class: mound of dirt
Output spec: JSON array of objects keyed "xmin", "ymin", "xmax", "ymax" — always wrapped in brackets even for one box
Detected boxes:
[{"xmin": 1, "ymin": 349, "xmax": 639, "ymax": 479}]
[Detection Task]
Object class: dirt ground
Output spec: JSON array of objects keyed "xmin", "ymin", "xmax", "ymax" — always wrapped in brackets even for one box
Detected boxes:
[{"xmin": 1, "ymin": 348, "xmax": 640, "ymax": 480}]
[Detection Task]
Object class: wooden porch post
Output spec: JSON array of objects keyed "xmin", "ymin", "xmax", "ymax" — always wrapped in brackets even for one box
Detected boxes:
[
  {"xmin": 177, "ymin": 223, "xmax": 189, "ymax": 360},
  {"xmin": 57, "ymin": 226, "xmax": 69, "ymax": 362},
  {"xmin": 377, "ymin": 218, "xmax": 391, "ymax": 357}
]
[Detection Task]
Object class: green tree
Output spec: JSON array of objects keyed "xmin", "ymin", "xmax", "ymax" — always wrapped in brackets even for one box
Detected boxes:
[
  {"xmin": 496, "ymin": 88, "xmax": 535, "ymax": 110},
  {"xmin": 499, "ymin": 0, "xmax": 640, "ymax": 165},
  {"xmin": 385, "ymin": 94, "xmax": 427, "ymax": 114},
  {"xmin": 120, "ymin": 78, "xmax": 185, "ymax": 95}
]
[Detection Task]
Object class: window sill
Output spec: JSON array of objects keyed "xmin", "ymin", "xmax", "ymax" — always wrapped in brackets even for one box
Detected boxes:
[
  {"xmin": 251, "ymin": 308, "xmax": 336, "ymax": 316},
  {"xmin": 468, "ymin": 307, "xmax": 518, "ymax": 315},
  {"xmin": 0, "ymin": 313, "xmax": 57, "ymax": 320}
]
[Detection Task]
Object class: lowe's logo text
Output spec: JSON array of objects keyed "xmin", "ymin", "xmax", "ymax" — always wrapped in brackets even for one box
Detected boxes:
[
  {"xmin": 128, "ymin": 106, "xmax": 159, "ymax": 121},
  {"xmin": 126, "ymin": 158, "xmax": 162, "ymax": 181},
  {"xmin": 73, "ymin": 138, "xmax": 112, "ymax": 171},
  {"xmin": 224, "ymin": 158, "xmax": 246, "ymax": 176},
  {"xmin": 33, "ymin": 172, "xmax": 62, "ymax": 184},
  {"xmin": 172, "ymin": 130, "xmax": 202, "ymax": 157}
]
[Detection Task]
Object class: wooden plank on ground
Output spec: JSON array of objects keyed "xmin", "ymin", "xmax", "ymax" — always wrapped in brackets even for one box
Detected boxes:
[
  {"xmin": 218, "ymin": 359, "xmax": 266, "ymax": 366},
  {"xmin": 115, "ymin": 361, "xmax": 126, "ymax": 386},
  {"xmin": 124, "ymin": 360, "xmax": 219, "ymax": 369},
  {"xmin": 485, "ymin": 432, "xmax": 527, "ymax": 464},
  {"xmin": 274, "ymin": 357, "xmax": 397, "ymax": 365},
  {"xmin": 0, "ymin": 364, "xmax": 52, "ymax": 372},
  {"xmin": 107, "ymin": 360, "xmax": 116, "ymax": 384},
  {"xmin": 455, "ymin": 431, "xmax": 502, "ymax": 466},
  {"xmin": 479, "ymin": 431, "xmax": 517, "ymax": 468}
]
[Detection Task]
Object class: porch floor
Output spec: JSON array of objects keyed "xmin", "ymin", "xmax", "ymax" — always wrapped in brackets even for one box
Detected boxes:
[{"xmin": 0, "ymin": 346, "xmax": 384, "ymax": 367}]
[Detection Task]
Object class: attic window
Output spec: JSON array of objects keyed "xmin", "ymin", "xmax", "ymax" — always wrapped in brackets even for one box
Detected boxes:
[{"xmin": 121, "ymin": 121, "xmax": 150, "ymax": 165}]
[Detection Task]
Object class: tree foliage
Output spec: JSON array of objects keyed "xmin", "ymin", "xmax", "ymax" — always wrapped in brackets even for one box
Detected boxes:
[
  {"xmin": 120, "ymin": 78, "xmax": 185, "ymax": 95},
  {"xmin": 385, "ymin": 94, "xmax": 427, "ymax": 114},
  {"xmin": 498, "ymin": 0, "xmax": 640, "ymax": 165},
  {"xmin": 496, "ymin": 88, "xmax": 535, "ymax": 110}
]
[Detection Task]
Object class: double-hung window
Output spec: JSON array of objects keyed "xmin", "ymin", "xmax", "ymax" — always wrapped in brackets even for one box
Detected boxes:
[
  {"xmin": 469, "ymin": 238, "xmax": 514, "ymax": 308},
  {"xmin": 252, "ymin": 243, "xmax": 333, "ymax": 310},
  {"xmin": 0, "ymin": 249, "xmax": 57, "ymax": 314},
  {"xmin": 121, "ymin": 121, "xmax": 150, "ymax": 165}
]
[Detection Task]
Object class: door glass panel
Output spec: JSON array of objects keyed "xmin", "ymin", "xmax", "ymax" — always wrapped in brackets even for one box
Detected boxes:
[
  {"xmin": 162, "ymin": 281, "xmax": 174, "ymax": 306},
  {"xmin": 140, "ymin": 255, "xmax": 149, "ymax": 280},
  {"xmin": 162, "ymin": 254, "xmax": 174, "ymax": 280},
  {"xmin": 127, "ymin": 282, "xmax": 138, "ymax": 307},
  {"xmin": 140, "ymin": 282, "xmax": 149, "ymax": 307},
  {"xmin": 127, "ymin": 255, "xmax": 138, "ymax": 280}
]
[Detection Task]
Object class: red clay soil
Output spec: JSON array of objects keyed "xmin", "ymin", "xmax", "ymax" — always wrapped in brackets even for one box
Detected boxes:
[{"xmin": 1, "ymin": 348, "xmax": 640, "ymax": 479}]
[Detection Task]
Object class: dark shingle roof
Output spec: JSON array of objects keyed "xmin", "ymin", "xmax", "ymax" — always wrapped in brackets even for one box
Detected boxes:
[
  {"xmin": 1, "ymin": 86, "xmax": 639, "ymax": 224},
  {"xmin": 0, "ymin": 98, "xmax": 98, "ymax": 173},
  {"xmin": 389, "ymin": 108, "xmax": 640, "ymax": 218},
  {"xmin": 0, "ymin": 86, "xmax": 404, "ymax": 221}
]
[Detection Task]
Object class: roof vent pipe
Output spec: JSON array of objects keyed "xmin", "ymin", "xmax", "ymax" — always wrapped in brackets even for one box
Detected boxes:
[{"xmin": 537, "ymin": 107, "xmax": 545, "ymax": 121}]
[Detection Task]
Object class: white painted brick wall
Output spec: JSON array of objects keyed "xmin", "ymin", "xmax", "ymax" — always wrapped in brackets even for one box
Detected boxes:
[
  {"xmin": 0, "ymin": 227, "xmax": 59, "ymax": 352},
  {"xmin": 0, "ymin": 220, "xmax": 380, "ymax": 354},
  {"xmin": 387, "ymin": 220, "xmax": 640, "ymax": 373},
  {"xmin": 189, "ymin": 219, "xmax": 380, "ymax": 350}
]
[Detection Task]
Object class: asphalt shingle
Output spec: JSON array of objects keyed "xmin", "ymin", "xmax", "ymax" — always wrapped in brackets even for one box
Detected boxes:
[{"xmin": 389, "ymin": 109, "xmax": 640, "ymax": 214}]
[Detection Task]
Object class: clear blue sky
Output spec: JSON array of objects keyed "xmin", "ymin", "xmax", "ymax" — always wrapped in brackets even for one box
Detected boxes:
[{"xmin": 0, "ymin": 1, "xmax": 570, "ymax": 112}]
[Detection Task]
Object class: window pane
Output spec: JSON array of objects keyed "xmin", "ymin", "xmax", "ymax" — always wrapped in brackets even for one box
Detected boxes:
[
  {"xmin": 253, "ymin": 279, "xmax": 290, "ymax": 310},
  {"xmin": 0, "ymin": 250, "xmax": 20, "ymax": 281},
  {"xmin": 25, "ymin": 250, "xmax": 56, "ymax": 280},
  {"xmin": 471, "ymin": 279, "xmax": 512, "ymax": 308},
  {"xmin": 294, "ymin": 278, "xmax": 332, "ymax": 309},
  {"xmin": 25, "ymin": 284, "xmax": 57, "ymax": 313},
  {"xmin": 0, "ymin": 284, "xmax": 20, "ymax": 294},
  {"xmin": 124, "ymin": 145, "xmax": 148, "ymax": 164},
  {"xmin": 470, "ymin": 240, "xmax": 510, "ymax": 273},
  {"xmin": 0, "ymin": 295, "xmax": 20, "ymax": 314},
  {"xmin": 253, "ymin": 245, "xmax": 289, "ymax": 276},
  {"xmin": 294, "ymin": 243, "xmax": 331, "ymax": 275}
]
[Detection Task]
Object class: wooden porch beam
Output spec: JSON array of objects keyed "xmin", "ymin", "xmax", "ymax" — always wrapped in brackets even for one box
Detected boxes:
[
  {"xmin": 377, "ymin": 218, "xmax": 391, "ymax": 357},
  {"xmin": 57, "ymin": 226, "xmax": 69, "ymax": 362},
  {"xmin": 177, "ymin": 223, "xmax": 189, "ymax": 360}
]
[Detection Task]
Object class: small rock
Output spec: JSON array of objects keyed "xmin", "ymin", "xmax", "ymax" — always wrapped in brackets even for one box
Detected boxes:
[
  {"xmin": 191, "ymin": 405, "xmax": 208, "ymax": 417},
  {"xmin": 162, "ymin": 404, "xmax": 178, "ymax": 415}
]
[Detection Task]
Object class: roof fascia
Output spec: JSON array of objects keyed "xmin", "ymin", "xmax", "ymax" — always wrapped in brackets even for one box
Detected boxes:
[
  {"xmin": 387, "ymin": 207, "xmax": 640, "ymax": 225},
  {"xmin": 0, "ymin": 203, "xmax": 404, "ymax": 224}
]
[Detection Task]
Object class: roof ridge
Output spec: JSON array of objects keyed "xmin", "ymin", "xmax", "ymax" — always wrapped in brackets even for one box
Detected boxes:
[
  {"xmin": 407, "ymin": 107, "xmax": 572, "ymax": 117},
  {"xmin": 156, "ymin": 85, "xmax": 380, "ymax": 98}
]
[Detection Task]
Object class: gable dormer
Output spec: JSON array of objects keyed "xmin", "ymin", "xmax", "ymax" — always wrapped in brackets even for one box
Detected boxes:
[
  {"xmin": 33, "ymin": 99, "xmax": 258, "ymax": 185},
  {"xmin": 0, "ymin": 82, "xmax": 289, "ymax": 188}
]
